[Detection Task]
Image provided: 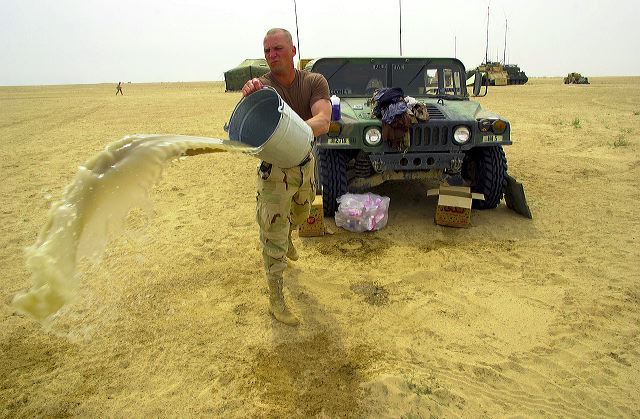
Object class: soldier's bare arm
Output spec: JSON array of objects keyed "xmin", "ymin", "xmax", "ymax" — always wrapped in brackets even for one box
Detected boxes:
[{"xmin": 305, "ymin": 99, "xmax": 331, "ymax": 137}]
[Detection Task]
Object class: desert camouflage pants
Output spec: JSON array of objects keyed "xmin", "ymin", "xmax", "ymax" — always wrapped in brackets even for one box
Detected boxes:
[{"xmin": 256, "ymin": 155, "xmax": 316, "ymax": 277}]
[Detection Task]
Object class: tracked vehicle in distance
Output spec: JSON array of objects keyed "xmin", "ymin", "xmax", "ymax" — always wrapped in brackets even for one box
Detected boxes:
[
  {"xmin": 564, "ymin": 72, "xmax": 589, "ymax": 84},
  {"xmin": 475, "ymin": 61, "xmax": 508, "ymax": 86},
  {"xmin": 504, "ymin": 64, "xmax": 528, "ymax": 85},
  {"xmin": 467, "ymin": 62, "xmax": 528, "ymax": 86}
]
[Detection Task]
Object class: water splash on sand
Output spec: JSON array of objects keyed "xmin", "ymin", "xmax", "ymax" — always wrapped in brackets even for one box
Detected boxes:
[{"xmin": 12, "ymin": 134, "xmax": 255, "ymax": 323}]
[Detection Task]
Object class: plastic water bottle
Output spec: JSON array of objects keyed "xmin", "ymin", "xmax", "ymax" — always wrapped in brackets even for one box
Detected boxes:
[{"xmin": 330, "ymin": 95, "xmax": 341, "ymax": 121}]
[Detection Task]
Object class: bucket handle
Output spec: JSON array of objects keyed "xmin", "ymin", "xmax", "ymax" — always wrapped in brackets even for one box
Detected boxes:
[{"xmin": 261, "ymin": 86, "xmax": 285, "ymax": 113}]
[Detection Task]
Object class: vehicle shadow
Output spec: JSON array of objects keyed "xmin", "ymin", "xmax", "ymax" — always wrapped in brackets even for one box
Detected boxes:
[{"xmin": 323, "ymin": 178, "xmax": 537, "ymax": 251}]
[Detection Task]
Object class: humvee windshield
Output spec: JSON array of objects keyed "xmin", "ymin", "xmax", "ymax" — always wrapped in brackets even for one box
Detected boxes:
[{"xmin": 312, "ymin": 58, "xmax": 466, "ymax": 98}]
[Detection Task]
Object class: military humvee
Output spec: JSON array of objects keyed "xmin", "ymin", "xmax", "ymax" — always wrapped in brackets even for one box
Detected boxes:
[{"xmin": 307, "ymin": 57, "xmax": 512, "ymax": 216}]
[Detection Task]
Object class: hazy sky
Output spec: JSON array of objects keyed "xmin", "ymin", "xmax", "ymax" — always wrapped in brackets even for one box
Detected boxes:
[{"xmin": 1, "ymin": 0, "xmax": 639, "ymax": 86}]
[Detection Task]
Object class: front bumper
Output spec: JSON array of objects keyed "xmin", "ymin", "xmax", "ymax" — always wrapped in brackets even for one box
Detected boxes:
[{"xmin": 368, "ymin": 151, "xmax": 465, "ymax": 171}]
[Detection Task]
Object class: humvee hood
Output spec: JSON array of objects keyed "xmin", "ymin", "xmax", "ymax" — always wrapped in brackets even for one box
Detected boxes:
[
  {"xmin": 339, "ymin": 97, "xmax": 493, "ymax": 122},
  {"xmin": 339, "ymin": 98, "xmax": 373, "ymax": 121}
]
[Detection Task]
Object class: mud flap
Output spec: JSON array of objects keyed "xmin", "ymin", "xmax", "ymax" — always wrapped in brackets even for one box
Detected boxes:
[{"xmin": 504, "ymin": 174, "xmax": 532, "ymax": 219}]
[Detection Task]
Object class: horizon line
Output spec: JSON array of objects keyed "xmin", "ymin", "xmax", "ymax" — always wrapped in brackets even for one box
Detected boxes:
[{"xmin": 2, "ymin": 75, "xmax": 640, "ymax": 88}]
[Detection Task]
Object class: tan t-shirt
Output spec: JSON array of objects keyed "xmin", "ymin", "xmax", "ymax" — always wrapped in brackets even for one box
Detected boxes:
[{"xmin": 260, "ymin": 69, "xmax": 330, "ymax": 121}]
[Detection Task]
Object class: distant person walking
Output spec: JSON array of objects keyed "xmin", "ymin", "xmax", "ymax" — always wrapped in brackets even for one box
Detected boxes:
[{"xmin": 116, "ymin": 82, "xmax": 123, "ymax": 95}]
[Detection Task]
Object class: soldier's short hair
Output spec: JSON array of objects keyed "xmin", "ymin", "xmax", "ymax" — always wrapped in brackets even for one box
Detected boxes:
[{"xmin": 265, "ymin": 28, "xmax": 293, "ymax": 45}]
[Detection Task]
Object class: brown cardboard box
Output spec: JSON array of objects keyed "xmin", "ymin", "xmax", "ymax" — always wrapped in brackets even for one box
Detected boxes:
[
  {"xmin": 299, "ymin": 196, "xmax": 325, "ymax": 237},
  {"xmin": 426, "ymin": 185, "xmax": 485, "ymax": 228}
]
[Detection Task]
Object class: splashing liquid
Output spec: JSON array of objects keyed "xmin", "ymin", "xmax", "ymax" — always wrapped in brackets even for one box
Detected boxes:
[{"xmin": 12, "ymin": 134, "xmax": 256, "ymax": 323}]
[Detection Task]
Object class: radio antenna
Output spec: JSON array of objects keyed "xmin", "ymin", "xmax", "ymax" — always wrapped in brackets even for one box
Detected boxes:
[
  {"xmin": 503, "ymin": 17, "xmax": 507, "ymax": 64},
  {"xmin": 485, "ymin": 4, "xmax": 490, "ymax": 63},
  {"xmin": 399, "ymin": 0, "xmax": 403, "ymax": 56},
  {"xmin": 293, "ymin": 0, "xmax": 302, "ymax": 63}
]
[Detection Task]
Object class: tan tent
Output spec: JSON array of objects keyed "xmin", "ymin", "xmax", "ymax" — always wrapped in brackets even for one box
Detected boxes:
[{"xmin": 224, "ymin": 59, "xmax": 270, "ymax": 91}]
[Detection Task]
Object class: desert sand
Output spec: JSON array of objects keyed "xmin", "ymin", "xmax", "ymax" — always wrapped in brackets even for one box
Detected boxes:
[{"xmin": 1, "ymin": 78, "xmax": 639, "ymax": 417}]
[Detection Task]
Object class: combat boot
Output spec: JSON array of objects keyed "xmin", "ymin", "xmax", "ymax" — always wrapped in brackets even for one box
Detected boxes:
[
  {"xmin": 286, "ymin": 227, "xmax": 299, "ymax": 261},
  {"xmin": 267, "ymin": 275, "xmax": 299, "ymax": 326}
]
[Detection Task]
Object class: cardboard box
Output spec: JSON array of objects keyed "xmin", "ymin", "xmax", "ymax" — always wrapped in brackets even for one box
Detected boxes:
[
  {"xmin": 426, "ymin": 185, "xmax": 485, "ymax": 228},
  {"xmin": 299, "ymin": 196, "xmax": 325, "ymax": 237}
]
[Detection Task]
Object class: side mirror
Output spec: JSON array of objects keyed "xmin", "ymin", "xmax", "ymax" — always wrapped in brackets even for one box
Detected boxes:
[{"xmin": 472, "ymin": 70, "xmax": 488, "ymax": 97}]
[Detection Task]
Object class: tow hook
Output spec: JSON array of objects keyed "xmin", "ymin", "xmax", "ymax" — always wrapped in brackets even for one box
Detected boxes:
[
  {"xmin": 372, "ymin": 159, "xmax": 385, "ymax": 173},
  {"xmin": 450, "ymin": 157, "xmax": 463, "ymax": 173}
]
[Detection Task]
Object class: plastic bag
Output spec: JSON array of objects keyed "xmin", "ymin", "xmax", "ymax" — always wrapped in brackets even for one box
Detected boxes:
[{"xmin": 334, "ymin": 193, "xmax": 390, "ymax": 232}]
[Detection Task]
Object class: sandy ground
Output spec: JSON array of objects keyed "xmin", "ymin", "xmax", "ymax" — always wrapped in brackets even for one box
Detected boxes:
[{"xmin": 1, "ymin": 78, "xmax": 639, "ymax": 418}]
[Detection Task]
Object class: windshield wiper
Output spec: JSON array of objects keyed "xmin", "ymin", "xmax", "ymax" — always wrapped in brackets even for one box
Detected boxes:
[
  {"xmin": 325, "ymin": 60, "xmax": 349, "ymax": 83},
  {"xmin": 406, "ymin": 60, "xmax": 433, "ymax": 87}
]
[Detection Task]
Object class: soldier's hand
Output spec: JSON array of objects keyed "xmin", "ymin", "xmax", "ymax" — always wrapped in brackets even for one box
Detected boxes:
[{"xmin": 242, "ymin": 78, "xmax": 264, "ymax": 97}]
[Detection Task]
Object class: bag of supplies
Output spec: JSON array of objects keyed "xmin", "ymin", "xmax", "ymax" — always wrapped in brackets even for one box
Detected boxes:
[{"xmin": 334, "ymin": 193, "xmax": 390, "ymax": 232}]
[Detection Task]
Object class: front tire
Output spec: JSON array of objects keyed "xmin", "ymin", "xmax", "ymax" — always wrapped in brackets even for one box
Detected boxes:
[
  {"xmin": 462, "ymin": 146, "xmax": 507, "ymax": 209},
  {"xmin": 317, "ymin": 149, "xmax": 348, "ymax": 216}
]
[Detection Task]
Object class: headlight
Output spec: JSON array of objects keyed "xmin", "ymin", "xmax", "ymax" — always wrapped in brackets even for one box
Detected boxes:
[
  {"xmin": 478, "ymin": 119, "xmax": 492, "ymax": 132},
  {"xmin": 453, "ymin": 126, "xmax": 471, "ymax": 145},
  {"xmin": 364, "ymin": 127, "xmax": 382, "ymax": 146},
  {"xmin": 492, "ymin": 119, "xmax": 507, "ymax": 134},
  {"xmin": 478, "ymin": 118, "xmax": 507, "ymax": 134}
]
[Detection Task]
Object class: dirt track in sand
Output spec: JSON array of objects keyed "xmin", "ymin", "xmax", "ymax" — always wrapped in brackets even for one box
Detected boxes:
[{"xmin": 1, "ymin": 78, "xmax": 639, "ymax": 417}]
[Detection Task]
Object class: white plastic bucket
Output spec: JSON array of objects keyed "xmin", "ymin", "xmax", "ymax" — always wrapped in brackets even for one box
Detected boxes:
[{"xmin": 227, "ymin": 87, "xmax": 313, "ymax": 168}]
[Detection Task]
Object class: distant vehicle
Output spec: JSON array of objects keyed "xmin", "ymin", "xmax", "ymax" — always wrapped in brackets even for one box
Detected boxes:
[
  {"xmin": 564, "ymin": 72, "xmax": 590, "ymax": 84},
  {"xmin": 308, "ymin": 57, "xmax": 515, "ymax": 216},
  {"xmin": 467, "ymin": 62, "xmax": 528, "ymax": 86},
  {"xmin": 474, "ymin": 62, "xmax": 508, "ymax": 86},
  {"xmin": 298, "ymin": 58, "xmax": 313, "ymax": 70},
  {"xmin": 504, "ymin": 64, "xmax": 529, "ymax": 85}
]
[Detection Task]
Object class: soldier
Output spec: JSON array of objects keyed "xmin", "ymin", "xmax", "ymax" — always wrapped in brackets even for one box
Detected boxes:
[
  {"xmin": 116, "ymin": 82, "xmax": 123, "ymax": 95},
  {"xmin": 242, "ymin": 28, "xmax": 331, "ymax": 326}
]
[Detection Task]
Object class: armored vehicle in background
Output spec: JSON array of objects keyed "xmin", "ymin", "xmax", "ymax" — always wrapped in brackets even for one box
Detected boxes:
[
  {"xmin": 564, "ymin": 72, "xmax": 589, "ymax": 84},
  {"xmin": 467, "ymin": 62, "xmax": 528, "ymax": 86},
  {"xmin": 476, "ymin": 61, "xmax": 508, "ymax": 86},
  {"xmin": 308, "ymin": 57, "xmax": 514, "ymax": 216},
  {"xmin": 504, "ymin": 64, "xmax": 528, "ymax": 85}
]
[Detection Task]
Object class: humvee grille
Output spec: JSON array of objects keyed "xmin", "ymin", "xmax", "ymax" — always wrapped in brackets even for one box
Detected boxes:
[{"xmin": 409, "ymin": 125, "xmax": 450, "ymax": 147}]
